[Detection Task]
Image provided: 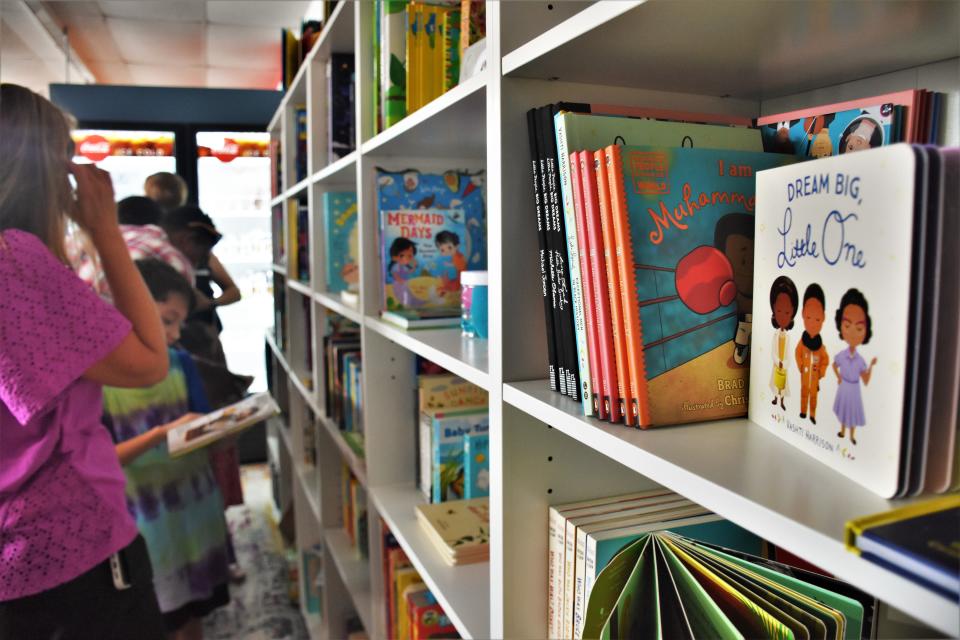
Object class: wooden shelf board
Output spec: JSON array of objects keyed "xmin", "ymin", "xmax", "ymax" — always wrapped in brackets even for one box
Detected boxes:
[
  {"xmin": 365, "ymin": 317, "xmax": 490, "ymax": 390},
  {"xmin": 503, "ymin": 380, "xmax": 960, "ymax": 637},
  {"xmin": 325, "ymin": 527, "xmax": 374, "ymax": 634},
  {"xmin": 369, "ymin": 484, "xmax": 490, "ymax": 640}
]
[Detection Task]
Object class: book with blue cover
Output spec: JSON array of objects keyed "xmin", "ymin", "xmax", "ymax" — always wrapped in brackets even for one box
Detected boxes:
[
  {"xmin": 377, "ymin": 168, "xmax": 485, "ymax": 313},
  {"xmin": 323, "ymin": 191, "xmax": 359, "ymax": 293},
  {"xmin": 419, "ymin": 407, "xmax": 488, "ymax": 503},
  {"xmin": 463, "ymin": 432, "xmax": 489, "ymax": 499}
]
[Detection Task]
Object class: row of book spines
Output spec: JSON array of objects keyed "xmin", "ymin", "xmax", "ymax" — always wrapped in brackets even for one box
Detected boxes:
[
  {"xmin": 383, "ymin": 523, "xmax": 460, "ymax": 640},
  {"xmin": 323, "ymin": 332, "xmax": 362, "ymax": 432},
  {"xmin": 287, "ymin": 200, "xmax": 310, "ymax": 284},
  {"xmin": 373, "ymin": 0, "xmax": 484, "ymax": 134}
]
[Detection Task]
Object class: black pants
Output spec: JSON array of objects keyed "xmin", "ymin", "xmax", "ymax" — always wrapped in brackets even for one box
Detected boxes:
[{"xmin": 0, "ymin": 535, "xmax": 164, "ymax": 640}]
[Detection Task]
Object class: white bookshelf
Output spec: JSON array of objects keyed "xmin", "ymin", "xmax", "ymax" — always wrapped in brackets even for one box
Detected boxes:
[{"xmin": 266, "ymin": 2, "xmax": 960, "ymax": 639}]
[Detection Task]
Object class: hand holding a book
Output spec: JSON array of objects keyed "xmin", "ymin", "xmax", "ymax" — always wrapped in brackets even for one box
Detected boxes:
[
  {"xmin": 115, "ymin": 413, "xmax": 203, "ymax": 465},
  {"xmin": 160, "ymin": 413, "xmax": 204, "ymax": 434}
]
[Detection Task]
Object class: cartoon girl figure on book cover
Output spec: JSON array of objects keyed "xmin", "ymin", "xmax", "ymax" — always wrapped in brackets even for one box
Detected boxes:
[
  {"xmin": 769, "ymin": 276, "xmax": 798, "ymax": 410},
  {"xmin": 796, "ymin": 284, "xmax": 829, "ymax": 425},
  {"xmin": 832, "ymin": 288, "xmax": 878, "ymax": 445},
  {"xmin": 388, "ymin": 237, "xmax": 423, "ymax": 307}
]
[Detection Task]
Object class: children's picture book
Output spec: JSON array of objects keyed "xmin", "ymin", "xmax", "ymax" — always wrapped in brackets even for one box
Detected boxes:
[
  {"xmin": 167, "ymin": 392, "xmax": 279, "ymax": 457},
  {"xmin": 295, "ymin": 105, "xmax": 308, "ymax": 183},
  {"xmin": 604, "ymin": 145, "xmax": 795, "ymax": 427},
  {"xmin": 377, "ymin": 168, "xmax": 485, "ymax": 312},
  {"xmin": 381, "ymin": 0, "xmax": 407, "ymax": 128},
  {"xmin": 759, "ymin": 101, "xmax": 899, "ymax": 159},
  {"xmin": 415, "ymin": 497, "xmax": 489, "ymax": 565},
  {"xmin": 381, "ymin": 308, "xmax": 460, "ymax": 329},
  {"xmin": 419, "ymin": 407, "xmax": 488, "ymax": 503},
  {"xmin": 750, "ymin": 144, "xmax": 959, "ymax": 498},
  {"xmin": 301, "ymin": 543, "xmax": 324, "ymax": 616},
  {"xmin": 418, "ymin": 373, "xmax": 488, "ymax": 411},
  {"xmin": 582, "ymin": 533, "xmax": 867, "ymax": 640},
  {"xmin": 463, "ymin": 432, "xmax": 489, "ymax": 499},
  {"xmin": 845, "ymin": 495, "xmax": 960, "ymax": 599},
  {"xmin": 323, "ymin": 191, "xmax": 358, "ymax": 293},
  {"xmin": 407, "ymin": 588, "xmax": 458, "ymax": 640}
]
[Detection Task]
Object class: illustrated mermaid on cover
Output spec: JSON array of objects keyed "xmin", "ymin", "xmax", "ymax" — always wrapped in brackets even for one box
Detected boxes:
[
  {"xmin": 769, "ymin": 276, "xmax": 798, "ymax": 410},
  {"xmin": 832, "ymin": 288, "xmax": 877, "ymax": 445}
]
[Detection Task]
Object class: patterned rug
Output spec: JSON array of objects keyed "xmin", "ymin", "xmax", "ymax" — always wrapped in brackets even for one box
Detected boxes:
[{"xmin": 204, "ymin": 465, "xmax": 309, "ymax": 640}]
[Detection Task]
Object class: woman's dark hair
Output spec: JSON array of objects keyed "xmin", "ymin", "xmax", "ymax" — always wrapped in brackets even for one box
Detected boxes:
[
  {"xmin": 136, "ymin": 258, "xmax": 195, "ymax": 313},
  {"xmin": 769, "ymin": 275, "xmax": 799, "ymax": 329},
  {"xmin": 835, "ymin": 288, "xmax": 872, "ymax": 344},
  {"xmin": 802, "ymin": 283, "xmax": 825, "ymax": 309},
  {"xmin": 117, "ymin": 196, "xmax": 164, "ymax": 226},
  {"xmin": 162, "ymin": 205, "xmax": 222, "ymax": 248}
]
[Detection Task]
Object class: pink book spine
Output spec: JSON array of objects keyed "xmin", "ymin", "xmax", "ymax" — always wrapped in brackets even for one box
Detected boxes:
[
  {"xmin": 570, "ymin": 151, "xmax": 606, "ymax": 421},
  {"xmin": 580, "ymin": 151, "xmax": 621, "ymax": 424}
]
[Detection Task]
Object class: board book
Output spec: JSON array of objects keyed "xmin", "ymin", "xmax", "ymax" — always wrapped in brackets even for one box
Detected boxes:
[
  {"xmin": 416, "ymin": 497, "xmax": 489, "ymax": 565},
  {"xmin": 167, "ymin": 392, "xmax": 279, "ymax": 457},
  {"xmin": 749, "ymin": 144, "xmax": 959, "ymax": 497},
  {"xmin": 377, "ymin": 168, "xmax": 485, "ymax": 313},
  {"xmin": 418, "ymin": 406, "xmax": 489, "ymax": 503},
  {"xmin": 463, "ymin": 431, "xmax": 489, "ymax": 499}
]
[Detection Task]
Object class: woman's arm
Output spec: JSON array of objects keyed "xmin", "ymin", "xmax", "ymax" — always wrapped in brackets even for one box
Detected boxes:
[
  {"xmin": 208, "ymin": 253, "xmax": 241, "ymax": 307},
  {"xmin": 115, "ymin": 413, "xmax": 202, "ymax": 465},
  {"xmin": 861, "ymin": 357, "xmax": 877, "ymax": 385},
  {"xmin": 70, "ymin": 163, "xmax": 168, "ymax": 387}
]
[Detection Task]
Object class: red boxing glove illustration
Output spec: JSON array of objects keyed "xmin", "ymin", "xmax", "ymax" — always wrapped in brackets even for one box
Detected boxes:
[{"xmin": 674, "ymin": 245, "xmax": 736, "ymax": 315}]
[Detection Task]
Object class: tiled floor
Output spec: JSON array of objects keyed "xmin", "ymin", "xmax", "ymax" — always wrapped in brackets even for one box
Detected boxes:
[{"xmin": 204, "ymin": 465, "xmax": 309, "ymax": 640}]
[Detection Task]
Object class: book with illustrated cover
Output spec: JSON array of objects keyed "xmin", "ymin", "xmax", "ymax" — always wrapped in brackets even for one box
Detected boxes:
[
  {"xmin": 327, "ymin": 53, "xmax": 355, "ymax": 163},
  {"xmin": 381, "ymin": 0, "xmax": 407, "ymax": 128},
  {"xmin": 407, "ymin": 588, "xmax": 459, "ymax": 640},
  {"xmin": 295, "ymin": 106, "xmax": 308, "ymax": 183},
  {"xmin": 419, "ymin": 406, "xmax": 488, "ymax": 503},
  {"xmin": 302, "ymin": 543, "xmax": 324, "ymax": 616},
  {"xmin": 604, "ymin": 145, "xmax": 795, "ymax": 427},
  {"xmin": 323, "ymin": 191, "xmax": 358, "ymax": 293},
  {"xmin": 750, "ymin": 145, "xmax": 959, "ymax": 498},
  {"xmin": 381, "ymin": 308, "xmax": 460, "ymax": 329},
  {"xmin": 415, "ymin": 497, "xmax": 489, "ymax": 565},
  {"xmin": 582, "ymin": 533, "xmax": 867, "ymax": 640},
  {"xmin": 441, "ymin": 6, "xmax": 461, "ymax": 92},
  {"xmin": 167, "ymin": 392, "xmax": 279, "ymax": 457},
  {"xmin": 418, "ymin": 373, "xmax": 488, "ymax": 411},
  {"xmin": 462, "ymin": 432, "xmax": 488, "ymax": 499},
  {"xmin": 377, "ymin": 168, "xmax": 485, "ymax": 312}
]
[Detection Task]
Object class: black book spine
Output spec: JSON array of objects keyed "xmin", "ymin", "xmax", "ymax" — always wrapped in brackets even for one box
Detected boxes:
[
  {"xmin": 526, "ymin": 108, "xmax": 560, "ymax": 392},
  {"xmin": 540, "ymin": 104, "xmax": 581, "ymax": 401},
  {"xmin": 535, "ymin": 106, "xmax": 568, "ymax": 396}
]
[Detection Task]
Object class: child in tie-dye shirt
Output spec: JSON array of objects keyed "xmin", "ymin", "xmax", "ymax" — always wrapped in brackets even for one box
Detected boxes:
[{"xmin": 102, "ymin": 259, "xmax": 230, "ymax": 639}]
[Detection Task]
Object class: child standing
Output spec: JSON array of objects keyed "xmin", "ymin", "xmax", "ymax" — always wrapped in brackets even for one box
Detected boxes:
[{"xmin": 102, "ymin": 259, "xmax": 230, "ymax": 640}]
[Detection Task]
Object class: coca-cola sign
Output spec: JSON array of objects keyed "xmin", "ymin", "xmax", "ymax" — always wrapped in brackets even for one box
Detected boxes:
[
  {"xmin": 77, "ymin": 135, "xmax": 111, "ymax": 162},
  {"xmin": 212, "ymin": 138, "xmax": 240, "ymax": 163}
]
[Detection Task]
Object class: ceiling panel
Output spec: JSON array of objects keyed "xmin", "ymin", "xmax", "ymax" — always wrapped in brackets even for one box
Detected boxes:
[
  {"xmin": 107, "ymin": 17, "xmax": 205, "ymax": 65},
  {"xmin": 59, "ymin": 16, "xmax": 124, "ymax": 63},
  {"xmin": 206, "ymin": 23, "xmax": 277, "ymax": 70},
  {"xmin": 98, "ymin": 1, "xmax": 206, "ymax": 23},
  {"xmin": 40, "ymin": 1, "xmax": 103, "ymax": 19},
  {"xmin": 1, "ymin": 19, "xmax": 37, "ymax": 59},
  {"xmin": 127, "ymin": 63, "xmax": 206, "ymax": 86},
  {"xmin": 0, "ymin": 58, "xmax": 56, "ymax": 96},
  {"xmin": 206, "ymin": 1, "xmax": 310, "ymax": 28},
  {"xmin": 205, "ymin": 65, "xmax": 279, "ymax": 89},
  {"xmin": 85, "ymin": 60, "xmax": 135, "ymax": 85}
]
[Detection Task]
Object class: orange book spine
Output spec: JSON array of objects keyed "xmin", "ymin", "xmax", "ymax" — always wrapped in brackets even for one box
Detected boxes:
[
  {"xmin": 593, "ymin": 150, "xmax": 633, "ymax": 426},
  {"xmin": 604, "ymin": 145, "xmax": 651, "ymax": 428}
]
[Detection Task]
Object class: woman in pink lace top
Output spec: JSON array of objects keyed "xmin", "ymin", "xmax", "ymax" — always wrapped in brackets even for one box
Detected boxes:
[{"xmin": 0, "ymin": 84, "xmax": 170, "ymax": 639}]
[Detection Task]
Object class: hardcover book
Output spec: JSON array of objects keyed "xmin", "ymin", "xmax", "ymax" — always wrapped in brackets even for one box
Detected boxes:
[
  {"xmin": 167, "ymin": 392, "xmax": 279, "ymax": 457},
  {"xmin": 327, "ymin": 53, "xmax": 356, "ymax": 163},
  {"xmin": 604, "ymin": 145, "xmax": 795, "ymax": 426},
  {"xmin": 463, "ymin": 431, "xmax": 489, "ymax": 499},
  {"xmin": 415, "ymin": 497, "xmax": 489, "ymax": 565},
  {"xmin": 381, "ymin": 0, "xmax": 407, "ymax": 128},
  {"xmin": 419, "ymin": 407, "xmax": 488, "ymax": 503},
  {"xmin": 377, "ymin": 168, "xmax": 485, "ymax": 312},
  {"xmin": 323, "ymin": 191, "xmax": 359, "ymax": 293}
]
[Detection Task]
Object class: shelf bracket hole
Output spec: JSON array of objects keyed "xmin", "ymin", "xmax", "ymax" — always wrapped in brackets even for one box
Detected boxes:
[{"xmin": 547, "ymin": 456, "xmax": 553, "ymax": 462}]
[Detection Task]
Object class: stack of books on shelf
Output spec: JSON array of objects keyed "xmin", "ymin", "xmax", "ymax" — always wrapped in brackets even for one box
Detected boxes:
[
  {"xmin": 527, "ymin": 90, "xmax": 947, "ymax": 431},
  {"xmin": 377, "ymin": 168, "xmax": 486, "ymax": 329},
  {"xmin": 323, "ymin": 317, "xmax": 364, "ymax": 457},
  {"xmin": 549, "ymin": 490, "xmax": 876, "ymax": 640},
  {"xmin": 845, "ymin": 496, "xmax": 959, "ymax": 601},
  {"xmin": 321, "ymin": 191, "xmax": 359, "ymax": 297},
  {"xmin": 416, "ymin": 370, "xmax": 488, "ymax": 503},
  {"xmin": 371, "ymin": 0, "xmax": 485, "ymax": 134},
  {"xmin": 416, "ymin": 497, "xmax": 489, "ymax": 567},
  {"xmin": 302, "ymin": 543, "xmax": 325, "ymax": 617},
  {"xmin": 341, "ymin": 465, "xmax": 368, "ymax": 558},
  {"xmin": 382, "ymin": 522, "xmax": 461, "ymax": 639}
]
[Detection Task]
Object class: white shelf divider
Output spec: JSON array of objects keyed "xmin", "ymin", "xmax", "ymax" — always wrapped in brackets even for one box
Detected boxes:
[
  {"xmin": 325, "ymin": 528, "xmax": 374, "ymax": 634},
  {"xmin": 298, "ymin": 465, "xmax": 323, "ymax": 527},
  {"xmin": 267, "ymin": 330, "xmax": 321, "ymax": 416},
  {"xmin": 364, "ymin": 317, "xmax": 489, "ymax": 390},
  {"xmin": 319, "ymin": 414, "xmax": 367, "ymax": 487},
  {"xmin": 369, "ymin": 484, "xmax": 490, "ymax": 640},
  {"xmin": 312, "ymin": 149, "xmax": 358, "ymax": 186},
  {"xmin": 287, "ymin": 278, "xmax": 313, "ymax": 297},
  {"xmin": 503, "ymin": 380, "xmax": 960, "ymax": 637}
]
